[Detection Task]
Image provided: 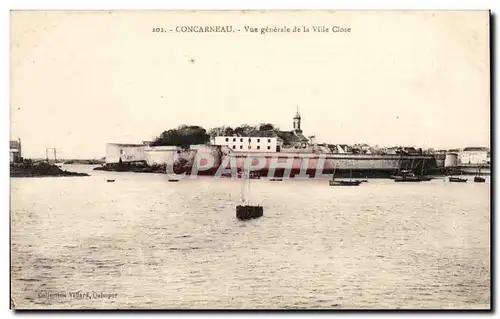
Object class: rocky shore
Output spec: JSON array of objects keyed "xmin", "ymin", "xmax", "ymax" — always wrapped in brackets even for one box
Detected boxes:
[
  {"xmin": 10, "ymin": 162, "xmax": 89, "ymax": 178},
  {"xmin": 94, "ymin": 162, "xmax": 167, "ymax": 173}
]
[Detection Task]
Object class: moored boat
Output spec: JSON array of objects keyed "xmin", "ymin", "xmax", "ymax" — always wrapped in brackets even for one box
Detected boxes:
[
  {"xmin": 329, "ymin": 169, "xmax": 361, "ymax": 186},
  {"xmin": 474, "ymin": 166, "xmax": 486, "ymax": 183},
  {"xmin": 474, "ymin": 176, "xmax": 485, "ymax": 183},
  {"xmin": 329, "ymin": 180, "xmax": 362, "ymax": 186},
  {"xmin": 236, "ymin": 205, "xmax": 263, "ymax": 220},
  {"xmin": 393, "ymin": 175, "xmax": 423, "ymax": 182},
  {"xmin": 449, "ymin": 176, "xmax": 467, "ymax": 183}
]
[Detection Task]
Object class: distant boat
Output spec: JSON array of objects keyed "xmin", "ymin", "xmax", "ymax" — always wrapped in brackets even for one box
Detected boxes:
[
  {"xmin": 394, "ymin": 175, "xmax": 423, "ymax": 182},
  {"xmin": 474, "ymin": 176, "xmax": 486, "ymax": 183},
  {"xmin": 106, "ymin": 179, "xmax": 115, "ymax": 183},
  {"xmin": 269, "ymin": 178, "xmax": 283, "ymax": 182},
  {"xmin": 236, "ymin": 205, "xmax": 263, "ymax": 220},
  {"xmin": 237, "ymin": 170, "xmax": 263, "ymax": 220},
  {"xmin": 329, "ymin": 180, "xmax": 362, "ymax": 186},
  {"xmin": 329, "ymin": 169, "xmax": 361, "ymax": 186},
  {"xmin": 449, "ymin": 176, "xmax": 467, "ymax": 183},
  {"xmin": 393, "ymin": 158, "xmax": 431, "ymax": 182},
  {"xmin": 449, "ymin": 168, "xmax": 467, "ymax": 183},
  {"xmin": 474, "ymin": 166, "xmax": 486, "ymax": 183},
  {"xmin": 168, "ymin": 179, "xmax": 179, "ymax": 182}
]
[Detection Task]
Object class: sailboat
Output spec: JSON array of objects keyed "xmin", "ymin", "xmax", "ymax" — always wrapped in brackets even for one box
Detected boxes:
[
  {"xmin": 449, "ymin": 168, "xmax": 467, "ymax": 183},
  {"xmin": 329, "ymin": 169, "xmax": 361, "ymax": 186},
  {"xmin": 236, "ymin": 169, "xmax": 263, "ymax": 220},
  {"xmin": 474, "ymin": 166, "xmax": 486, "ymax": 183},
  {"xmin": 393, "ymin": 158, "xmax": 431, "ymax": 182},
  {"xmin": 166, "ymin": 153, "xmax": 181, "ymax": 182}
]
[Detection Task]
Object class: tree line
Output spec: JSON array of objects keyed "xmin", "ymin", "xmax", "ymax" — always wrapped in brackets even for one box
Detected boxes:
[{"xmin": 150, "ymin": 123, "xmax": 279, "ymax": 147}]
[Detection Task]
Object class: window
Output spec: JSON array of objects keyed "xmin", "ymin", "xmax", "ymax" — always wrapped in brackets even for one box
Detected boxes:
[
  {"xmin": 257, "ymin": 139, "xmax": 260, "ymax": 142},
  {"xmin": 225, "ymin": 138, "xmax": 229, "ymax": 142},
  {"xmin": 232, "ymin": 145, "xmax": 236, "ymax": 149},
  {"xmin": 268, "ymin": 139, "xmax": 271, "ymax": 143},
  {"xmin": 248, "ymin": 138, "xmax": 251, "ymax": 142},
  {"xmin": 267, "ymin": 146, "xmax": 271, "ymax": 150},
  {"xmin": 257, "ymin": 146, "xmax": 260, "ymax": 150},
  {"xmin": 249, "ymin": 146, "xmax": 252, "ymax": 149},
  {"xmin": 233, "ymin": 138, "xmax": 236, "ymax": 142},
  {"xmin": 240, "ymin": 145, "xmax": 243, "ymax": 149},
  {"xmin": 240, "ymin": 138, "xmax": 243, "ymax": 142}
]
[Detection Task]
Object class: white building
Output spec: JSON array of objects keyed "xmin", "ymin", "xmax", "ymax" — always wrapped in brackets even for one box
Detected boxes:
[
  {"xmin": 213, "ymin": 136, "xmax": 278, "ymax": 152},
  {"xmin": 105, "ymin": 143, "xmax": 146, "ymax": 164},
  {"xmin": 10, "ymin": 139, "xmax": 22, "ymax": 163},
  {"xmin": 458, "ymin": 147, "xmax": 489, "ymax": 166}
]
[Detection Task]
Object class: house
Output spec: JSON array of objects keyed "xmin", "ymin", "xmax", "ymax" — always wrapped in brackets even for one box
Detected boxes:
[
  {"xmin": 10, "ymin": 139, "xmax": 22, "ymax": 163},
  {"xmin": 210, "ymin": 109, "xmax": 310, "ymax": 152},
  {"xmin": 212, "ymin": 136, "xmax": 278, "ymax": 152},
  {"xmin": 459, "ymin": 147, "xmax": 489, "ymax": 166},
  {"xmin": 105, "ymin": 143, "xmax": 146, "ymax": 164}
]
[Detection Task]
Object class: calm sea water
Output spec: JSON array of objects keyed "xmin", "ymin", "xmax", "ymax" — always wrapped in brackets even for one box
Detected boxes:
[{"xmin": 10, "ymin": 165, "xmax": 491, "ymax": 309}]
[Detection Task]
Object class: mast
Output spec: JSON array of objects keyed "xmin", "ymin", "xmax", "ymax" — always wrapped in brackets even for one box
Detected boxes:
[{"xmin": 240, "ymin": 173, "xmax": 245, "ymax": 203}]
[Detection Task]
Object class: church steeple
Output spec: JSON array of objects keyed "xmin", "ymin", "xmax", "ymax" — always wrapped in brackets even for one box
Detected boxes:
[{"xmin": 293, "ymin": 105, "xmax": 302, "ymax": 134}]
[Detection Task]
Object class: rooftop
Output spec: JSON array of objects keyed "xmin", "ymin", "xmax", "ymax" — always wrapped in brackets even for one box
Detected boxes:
[{"xmin": 463, "ymin": 147, "xmax": 489, "ymax": 152}]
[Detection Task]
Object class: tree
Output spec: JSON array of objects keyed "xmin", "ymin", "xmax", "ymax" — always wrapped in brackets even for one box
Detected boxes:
[
  {"xmin": 258, "ymin": 123, "xmax": 276, "ymax": 131},
  {"xmin": 151, "ymin": 125, "xmax": 210, "ymax": 147},
  {"xmin": 208, "ymin": 126, "xmax": 227, "ymax": 138},
  {"xmin": 224, "ymin": 127, "xmax": 234, "ymax": 136}
]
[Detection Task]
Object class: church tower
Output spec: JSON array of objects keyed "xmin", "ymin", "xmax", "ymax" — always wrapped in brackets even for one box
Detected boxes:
[{"xmin": 293, "ymin": 106, "xmax": 302, "ymax": 134}]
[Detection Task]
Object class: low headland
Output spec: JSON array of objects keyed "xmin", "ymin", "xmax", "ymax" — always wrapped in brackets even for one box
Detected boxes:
[{"xmin": 10, "ymin": 161, "xmax": 90, "ymax": 178}]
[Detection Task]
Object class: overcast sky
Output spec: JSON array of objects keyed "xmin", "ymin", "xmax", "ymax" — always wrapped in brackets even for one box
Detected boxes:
[{"xmin": 11, "ymin": 10, "xmax": 490, "ymax": 159}]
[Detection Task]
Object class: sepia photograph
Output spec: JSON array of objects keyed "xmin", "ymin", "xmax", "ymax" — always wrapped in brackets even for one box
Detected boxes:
[{"xmin": 9, "ymin": 10, "xmax": 491, "ymax": 310}]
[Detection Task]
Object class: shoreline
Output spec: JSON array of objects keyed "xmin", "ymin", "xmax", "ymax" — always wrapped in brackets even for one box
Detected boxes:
[
  {"xmin": 10, "ymin": 162, "xmax": 90, "ymax": 178},
  {"xmin": 93, "ymin": 164, "xmax": 489, "ymax": 179}
]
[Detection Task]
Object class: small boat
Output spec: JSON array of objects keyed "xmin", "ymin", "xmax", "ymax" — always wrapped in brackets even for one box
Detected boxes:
[
  {"xmin": 449, "ymin": 169, "xmax": 467, "ymax": 183},
  {"xmin": 236, "ymin": 205, "xmax": 263, "ymax": 220},
  {"xmin": 393, "ymin": 174, "xmax": 423, "ymax": 182},
  {"xmin": 269, "ymin": 178, "xmax": 283, "ymax": 182},
  {"xmin": 237, "ymin": 173, "xmax": 263, "ymax": 220},
  {"xmin": 329, "ymin": 180, "xmax": 362, "ymax": 186},
  {"xmin": 449, "ymin": 176, "xmax": 467, "ymax": 183},
  {"xmin": 168, "ymin": 179, "xmax": 179, "ymax": 182},
  {"xmin": 358, "ymin": 179, "xmax": 368, "ymax": 183},
  {"xmin": 392, "ymin": 170, "xmax": 429, "ymax": 182},
  {"xmin": 474, "ymin": 166, "xmax": 486, "ymax": 183},
  {"xmin": 474, "ymin": 176, "xmax": 485, "ymax": 183},
  {"xmin": 329, "ymin": 169, "xmax": 361, "ymax": 186},
  {"xmin": 390, "ymin": 170, "xmax": 413, "ymax": 180},
  {"xmin": 106, "ymin": 179, "xmax": 115, "ymax": 182}
]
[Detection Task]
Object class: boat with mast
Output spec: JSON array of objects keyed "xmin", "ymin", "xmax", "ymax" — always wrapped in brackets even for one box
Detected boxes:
[
  {"xmin": 236, "ymin": 168, "xmax": 263, "ymax": 220},
  {"xmin": 393, "ymin": 157, "xmax": 431, "ymax": 182},
  {"xmin": 474, "ymin": 165, "xmax": 486, "ymax": 183},
  {"xmin": 449, "ymin": 169, "xmax": 467, "ymax": 183},
  {"xmin": 329, "ymin": 168, "xmax": 362, "ymax": 186}
]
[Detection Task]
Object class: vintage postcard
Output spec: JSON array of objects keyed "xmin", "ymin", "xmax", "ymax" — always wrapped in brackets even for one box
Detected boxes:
[{"xmin": 10, "ymin": 10, "xmax": 490, "ymax": 310}]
